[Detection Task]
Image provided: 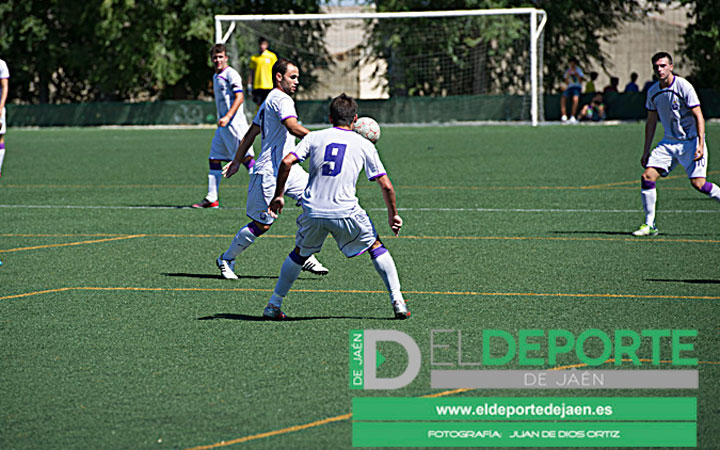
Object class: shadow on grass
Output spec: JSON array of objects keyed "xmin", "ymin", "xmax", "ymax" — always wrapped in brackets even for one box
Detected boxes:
[
  {"xmin": 197, "ymin": 313, "xmax": 396, "ymax": 321},
  {"xmin": 646, "ymin": 278, "xmax": 720, "ymax": 285},
  {"xmin": 551, "ymin": 230, "xmax": 631, "ymax": 236},
  {"xmin": 164, "ymin": 272, "xmax": 280, "ymax": 281},
  {"xmin": 552, "ymin": 231, "xmax": 718, "ymax": 237}
]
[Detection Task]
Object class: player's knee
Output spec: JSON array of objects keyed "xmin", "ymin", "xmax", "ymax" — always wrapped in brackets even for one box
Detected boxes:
[
  {"xmin": 690, "ymin": 178, "xmax": 706, "ymax": 191},
  {"xmin": 249, "ymin": 221, "xmax": 270, "ymax": 236},
  {"xmin": 289, "ymin": 249, "xmax": 309, "ymax": 265}
]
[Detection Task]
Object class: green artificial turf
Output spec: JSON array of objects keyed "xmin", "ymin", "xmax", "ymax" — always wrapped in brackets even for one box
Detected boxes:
[{"xmin": 1, "ymin": 123, "xmax": 718, "ymax": 449}]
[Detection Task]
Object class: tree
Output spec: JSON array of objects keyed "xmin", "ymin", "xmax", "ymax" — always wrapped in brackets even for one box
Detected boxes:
[
  {"xmin": 0, "ymin": 0, "xmax": 328, "ymax": 103},
  {"xmin": 679, "ymin": 0, "xmax": 719, "ymax": 89}
]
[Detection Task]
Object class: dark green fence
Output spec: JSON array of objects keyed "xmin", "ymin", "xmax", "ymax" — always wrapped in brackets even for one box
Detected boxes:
[{"xmin": 7, "ymin": 90, "xmax": 720, "ymax": 127}]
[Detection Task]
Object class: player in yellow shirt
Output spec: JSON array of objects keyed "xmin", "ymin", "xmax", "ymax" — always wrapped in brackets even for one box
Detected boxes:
[{"xmin": 248, "ymin": 37, "xmax": 277, "ymax": 107}]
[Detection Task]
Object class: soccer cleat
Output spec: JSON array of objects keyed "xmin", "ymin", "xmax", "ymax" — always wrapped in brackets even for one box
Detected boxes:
[
  {"xmin": 263, "ymin": 304, "xmax": 287, "ymax": 320},
  {"xmin": 392, "ymin": 299, "xmax": 411, "ymax": 320},
  {"xmin": 302, "ymin": 254, "xmax": 329, "ymax": 275},
  {"xmin": 631, "ymin": 224, "xmax": 659, "ymax": 237},
  {"xmin": 216, "ymin": 255, "xmax": 238, "ymax": 279},
  {"xmin": 192, "ymin": 198, "xmax": 220, "ymax": 209}
]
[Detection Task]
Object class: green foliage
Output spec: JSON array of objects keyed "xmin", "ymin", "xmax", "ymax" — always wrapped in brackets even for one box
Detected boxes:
[
  {"xmin": 0, "ymin": 0, "xmax": 327, "ymax": 103},
  {"xmin": 679, "ymin": 0, "xmax": 720, "ymax": 88}
]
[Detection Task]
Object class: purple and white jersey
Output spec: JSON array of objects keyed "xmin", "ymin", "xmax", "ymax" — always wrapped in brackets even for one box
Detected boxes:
[
  {"xmin": 213, "ymin": 66, "xmax": 246, "ymax": 135},
  {"xmin": 292, "ymin": 127, "xmax": 387, "ymax": 219},
  {"xmin": 251, "ymin": 88, "xmax": 298, "ymax": 177},
  {"xmin": 645, "ymin": 76, "xmax": 701, "ymax": 141},
  {"xmin": 0, "ymin": 59, "xmax": 8, "ymax": 98}
]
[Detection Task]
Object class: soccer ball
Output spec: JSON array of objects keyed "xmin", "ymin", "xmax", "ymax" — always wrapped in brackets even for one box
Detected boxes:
[{"xmin": 353, "ymin": 117, "xmax": 381, "ymax": 143}]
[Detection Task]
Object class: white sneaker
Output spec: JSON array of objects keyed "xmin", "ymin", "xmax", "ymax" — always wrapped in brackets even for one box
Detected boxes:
[
  {"xmin": 392, "ymin": 299, "xmax": 411, "ymax": 320},
  {"xmin": 631, "ymin": 224, "xmax": 659, "ymax": 237},
  {"xmin": 216, "ymin": 255, "xmax": 238, "ymax": 279},
  {"xmin": 561, "ymin": 115, "xmax": 568, "ymax": 123},
  {"xmin": 301, "ymin": 254, "xmax": 329, "ymax": 275},
  {"xmin": 568, "ymin": 116, "xmax": 578, "ymax": 124}
]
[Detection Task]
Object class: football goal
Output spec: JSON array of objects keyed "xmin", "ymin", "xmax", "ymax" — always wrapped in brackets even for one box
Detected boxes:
[{"xmin": 215, "ymin": 8, "xmax": 546, "ymax": 125}]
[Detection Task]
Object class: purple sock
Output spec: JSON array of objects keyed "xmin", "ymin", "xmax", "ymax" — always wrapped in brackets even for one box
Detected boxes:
[
  {"xmin": 243, "ymin": 158, "xmax": 255, "ymax": 170},
  {"xmin": 700, "ymin": 181, "xmax": 713, "ymax": 194},
  {"xmin": 369, "ymin": 245, "xmax": 388, "ymax": 260},
  {"xmin": 0, "ymin": 143, "xmax": 5, "ymax": 150},
  {"xmin": 288, "ymin": 250, "xmax": 309, "ymax": 265},
  {"xmin": 641, "ymin": 179, "xmax": 656, "ymax": 190},
  {"xmin": 247, "ymin": 221, "xmax": 266, "ymax": 237}
]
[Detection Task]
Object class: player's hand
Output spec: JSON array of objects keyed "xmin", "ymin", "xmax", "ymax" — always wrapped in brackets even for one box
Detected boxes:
[
  {"xmin": 218, "ymin": 116, "xmax": 230, "ymax": 127},
  {"xmin": 389, "ymin": 214, "xmax": 403, "ymax": 236},
  {"xmin": 640, "ymin": 153, "xmax": 650, "ymax": 168},
  {"xmin": 694, "ymin": 144, "xmax": 704, "ymax": 161},
  {"xmin": 223, "ymin": 160, "xmax": 240, "ymax": 179},
  {"xmin": 269, "ymin": 196, "xmax": 285, "ymax": 218}
]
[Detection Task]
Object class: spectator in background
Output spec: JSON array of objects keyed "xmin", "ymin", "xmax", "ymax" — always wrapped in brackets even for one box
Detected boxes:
[
  {"xmin": 560, "ymin": 57, "xmax": 584, "ymax": 123},
  {"xmin": 248, "ymin": 37, "xmax": 278, "ymax": 108},
  {"xmin": 580, "ymin": 93, "xmax": 606, "ymax": 122},
  {"xmin": 642, "ymin": 75, "xmax": 658, "ymax": 94},
  {"xmin": 585, "ymin": 71, "xmax": 599, "ymax": 93},
  {"xmin": 603, "ymin": 76, "xmax": 620, "ymax": 94},
  {"xmin": 624, "ymin": 72, "xmax": 639, "ymax": 92}
]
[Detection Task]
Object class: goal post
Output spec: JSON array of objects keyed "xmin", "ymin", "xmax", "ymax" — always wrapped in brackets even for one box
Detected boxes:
[{"xmin": 215, "ymin": 8, "xmax": 547, "ymax": 126}]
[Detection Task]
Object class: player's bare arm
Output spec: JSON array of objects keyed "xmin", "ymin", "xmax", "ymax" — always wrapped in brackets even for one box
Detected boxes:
[
  {"xmin": 691, "ymin": 106, "xmax": 705, "ymax": 161},
  {"xmin": 269, "ymin": 153, "xmax": 299, "ymax": 217},
  {"xmin": 218, "ymin": 91, "xmax": 244, "ymax": 128},
  {"xmin": 282, "ymin": 117, "xmax": 310, "ymax": 139},
  {"xmin": 223, "ymin": 123, "xmax": 261, "ymax": 178},
  {"xmin": 642, "ymin": 110, "xmax": 659, "ymax": 168},
  {"xmin": 375, "ymin": 175, "xmax": 403, "ymax": 236}
]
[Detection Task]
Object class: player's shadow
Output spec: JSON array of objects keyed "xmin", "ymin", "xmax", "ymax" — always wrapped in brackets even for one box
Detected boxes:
[
  {"xmin": 551, "ymin": 230, "xmax": 630, "ymax": 236},
  {"xmin": 646, "ymin": 278, "xmax": 720, "ymax": 285},
  {"xmin": 197, "ymin": 313, "xmax": 395, "ymax": 321},
  {"xmin": 164, "ymin": 273, "xmax": 322, "ymax": 281}
]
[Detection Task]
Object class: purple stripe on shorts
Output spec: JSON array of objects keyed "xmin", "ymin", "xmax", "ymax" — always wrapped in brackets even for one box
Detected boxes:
[
  {"xmin": 700, "ymin": 181, "xmax": 713, "ymax": 194},
  {"xmin": 369, "ymin": 245, "xmax": 388, "ymax": 260},
  {"xmin": 247, "ymin": 221, "xmax": 265, "ymax": 237},
  {"xmin": 369, "ymin": 172, "xmax": 386, "ymax": 181},
  {"xmin": 641, "ymin": 179, "xmax": 656, "ymax": 190},
  {"xmin": 281, "ymin": 115, "xmax": 297, "ymax": 121}
]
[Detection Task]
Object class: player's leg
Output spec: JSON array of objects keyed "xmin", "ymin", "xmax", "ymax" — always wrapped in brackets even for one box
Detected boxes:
[
  {"xmin": 284, "ymin": 165, "xmax": 330, "ymax": 275},
  {"xmin": 560, "ymin": 93, "xmax": 568, "ymax": 122},
  {"xmin": 331, "ymin": 214, "xmax": 409, "ymax": 319},
  {"xmin": 264, "ymin": 214, "xmax": 327, "ymax": 319},
  {"xmin": 0, "ymin": 107, "xmax": 6, "ymax": 177},
  {"xmin": 216, "ymin": 174, "xmax": 274, "ymax": 279},
  {"xmin": 685, "ymin": 141, "xmax": 720, "ymax": 202},
  {"xmin": 633, "ymin": 167, "xmax": 662, "ymax": 236}
]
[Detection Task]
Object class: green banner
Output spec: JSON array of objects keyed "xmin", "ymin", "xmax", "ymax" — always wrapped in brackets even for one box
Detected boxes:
[
  {"xmin": 352, "ymin": 397, "xmax": 696, "ymax": 421},
  {"xmin": 349, "ymin": 330, "xmax": 364, "ymax": 390},
  {"xmin": 352, "ymin": 421, "xmax": 696, "ymax": 447}
]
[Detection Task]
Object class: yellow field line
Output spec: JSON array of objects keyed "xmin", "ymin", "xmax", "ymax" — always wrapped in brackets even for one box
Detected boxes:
[
  {"xmin": 2, "ymin": 232, "xmax": 718, "ymax": 244},
  {"xmin": 4, "ymin": 286, "xmax": 720, "ymax": 302},
  {"xmin": 0, "ymin": 234, "xmax": 146, "ymax": 253},
  {"xmin": 0, "ymin": 287, "xmax": 75, "ymax": 301}
]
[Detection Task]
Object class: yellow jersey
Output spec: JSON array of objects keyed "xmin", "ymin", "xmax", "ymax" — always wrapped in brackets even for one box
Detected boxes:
[{"xmin": 250, "ymin": 49, "xmax": 278, "ymax": 90}]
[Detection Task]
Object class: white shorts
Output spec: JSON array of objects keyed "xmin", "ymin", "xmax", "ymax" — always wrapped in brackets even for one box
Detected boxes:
[
  {"xmin": 0, "ymin": 107, "xmax": 6, "ymax": 134},
  {"xmin": 246, "ymin": 165, "xmax": 309, "ymax": 224},
  {"xmin": 295, "ymin": 209, "xmax": 378, "ymax": 258},
  {"xmin": 647, "ymin": 137, "xmax": 708, "ymax": 179},
  {"xmin": 209, "ymin": 125, "xmax": 254, "ymax": 161}
]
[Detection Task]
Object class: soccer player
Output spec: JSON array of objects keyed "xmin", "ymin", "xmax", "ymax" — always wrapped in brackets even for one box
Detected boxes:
[
  {"xmin": 248, "ymin": 37, "xmax": 277, "ymax": 108},
  {"xmin": 218, "ymin": 58, "xmax": 329, "ymax": 278},
  {"xmin": 192, "ymin": 44, "xmax": 255, "ymax": 209},
  {"xmin": 0, "ymin": 58, "xmax": 9, "ymax": 178},
  {"xmin": 633, "ymin": 52, "xmax": 720, "ymax": 236},
  {"xmin": 261, "ymin": 93, "xmax": 410, "ymax": 320}
]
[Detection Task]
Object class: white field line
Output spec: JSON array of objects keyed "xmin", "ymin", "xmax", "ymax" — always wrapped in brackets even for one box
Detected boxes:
[{"xmin": 0, "ymin": 204, "xmax": 719, "ymax": 214}]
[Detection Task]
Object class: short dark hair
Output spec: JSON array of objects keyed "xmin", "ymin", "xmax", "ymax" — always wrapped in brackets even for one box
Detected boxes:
[
  {"xmin": 630, "ymin": 72, "xmax": 638, "ymax": 81},
  {"xmin": 259, "ymin": 37, "xmax": 269, "ymax": 45},
  {"xmin": 329, "ymin": 93, "xmax": 357, "ymax": 126},
  {"xmin": 210, "ymin": 43, "xmax": 227, "ymax": 57},
  {"xmin": 272, "ymin": 58, "xmax": 297, "ymax": 86},
  {"xmin": 652, "ymin": 52, "xmax": 673, "ymax": 65},
  {"xmin": 569, "ymin": 57, "xmax": 578, "ymax": 64}
]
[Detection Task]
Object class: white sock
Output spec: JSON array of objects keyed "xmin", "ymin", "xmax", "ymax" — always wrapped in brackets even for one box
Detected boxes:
[
  {"xmin": 371, "ymin": 251, "xmax": 403, "ymax": 304},
  {"xmin": 269, "ymin": 255, "xmax": 303, "ymax": 307},
  {"xmin": 206, "ymin": 169, "xmax": 222, "ymax": 202},
  {"xmin": 707, "ymin": 183, "xmax": 720, "ymax": 203},
  {"xmin": 0, "ymin": 147, "xmax": 5, "ymax": 173},
  {"xmin": 641, "ymin": 188, "xmax": 657, "ymax": 226},
  {"xmin": 222, "ymin": 225, "xmax": 258, "ymax": 260}
]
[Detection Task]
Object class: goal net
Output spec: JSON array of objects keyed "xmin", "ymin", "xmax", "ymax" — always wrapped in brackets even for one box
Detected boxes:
[{"xmin": 216, "ymin": 8, "xmax": 546, "ymax": 125}]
